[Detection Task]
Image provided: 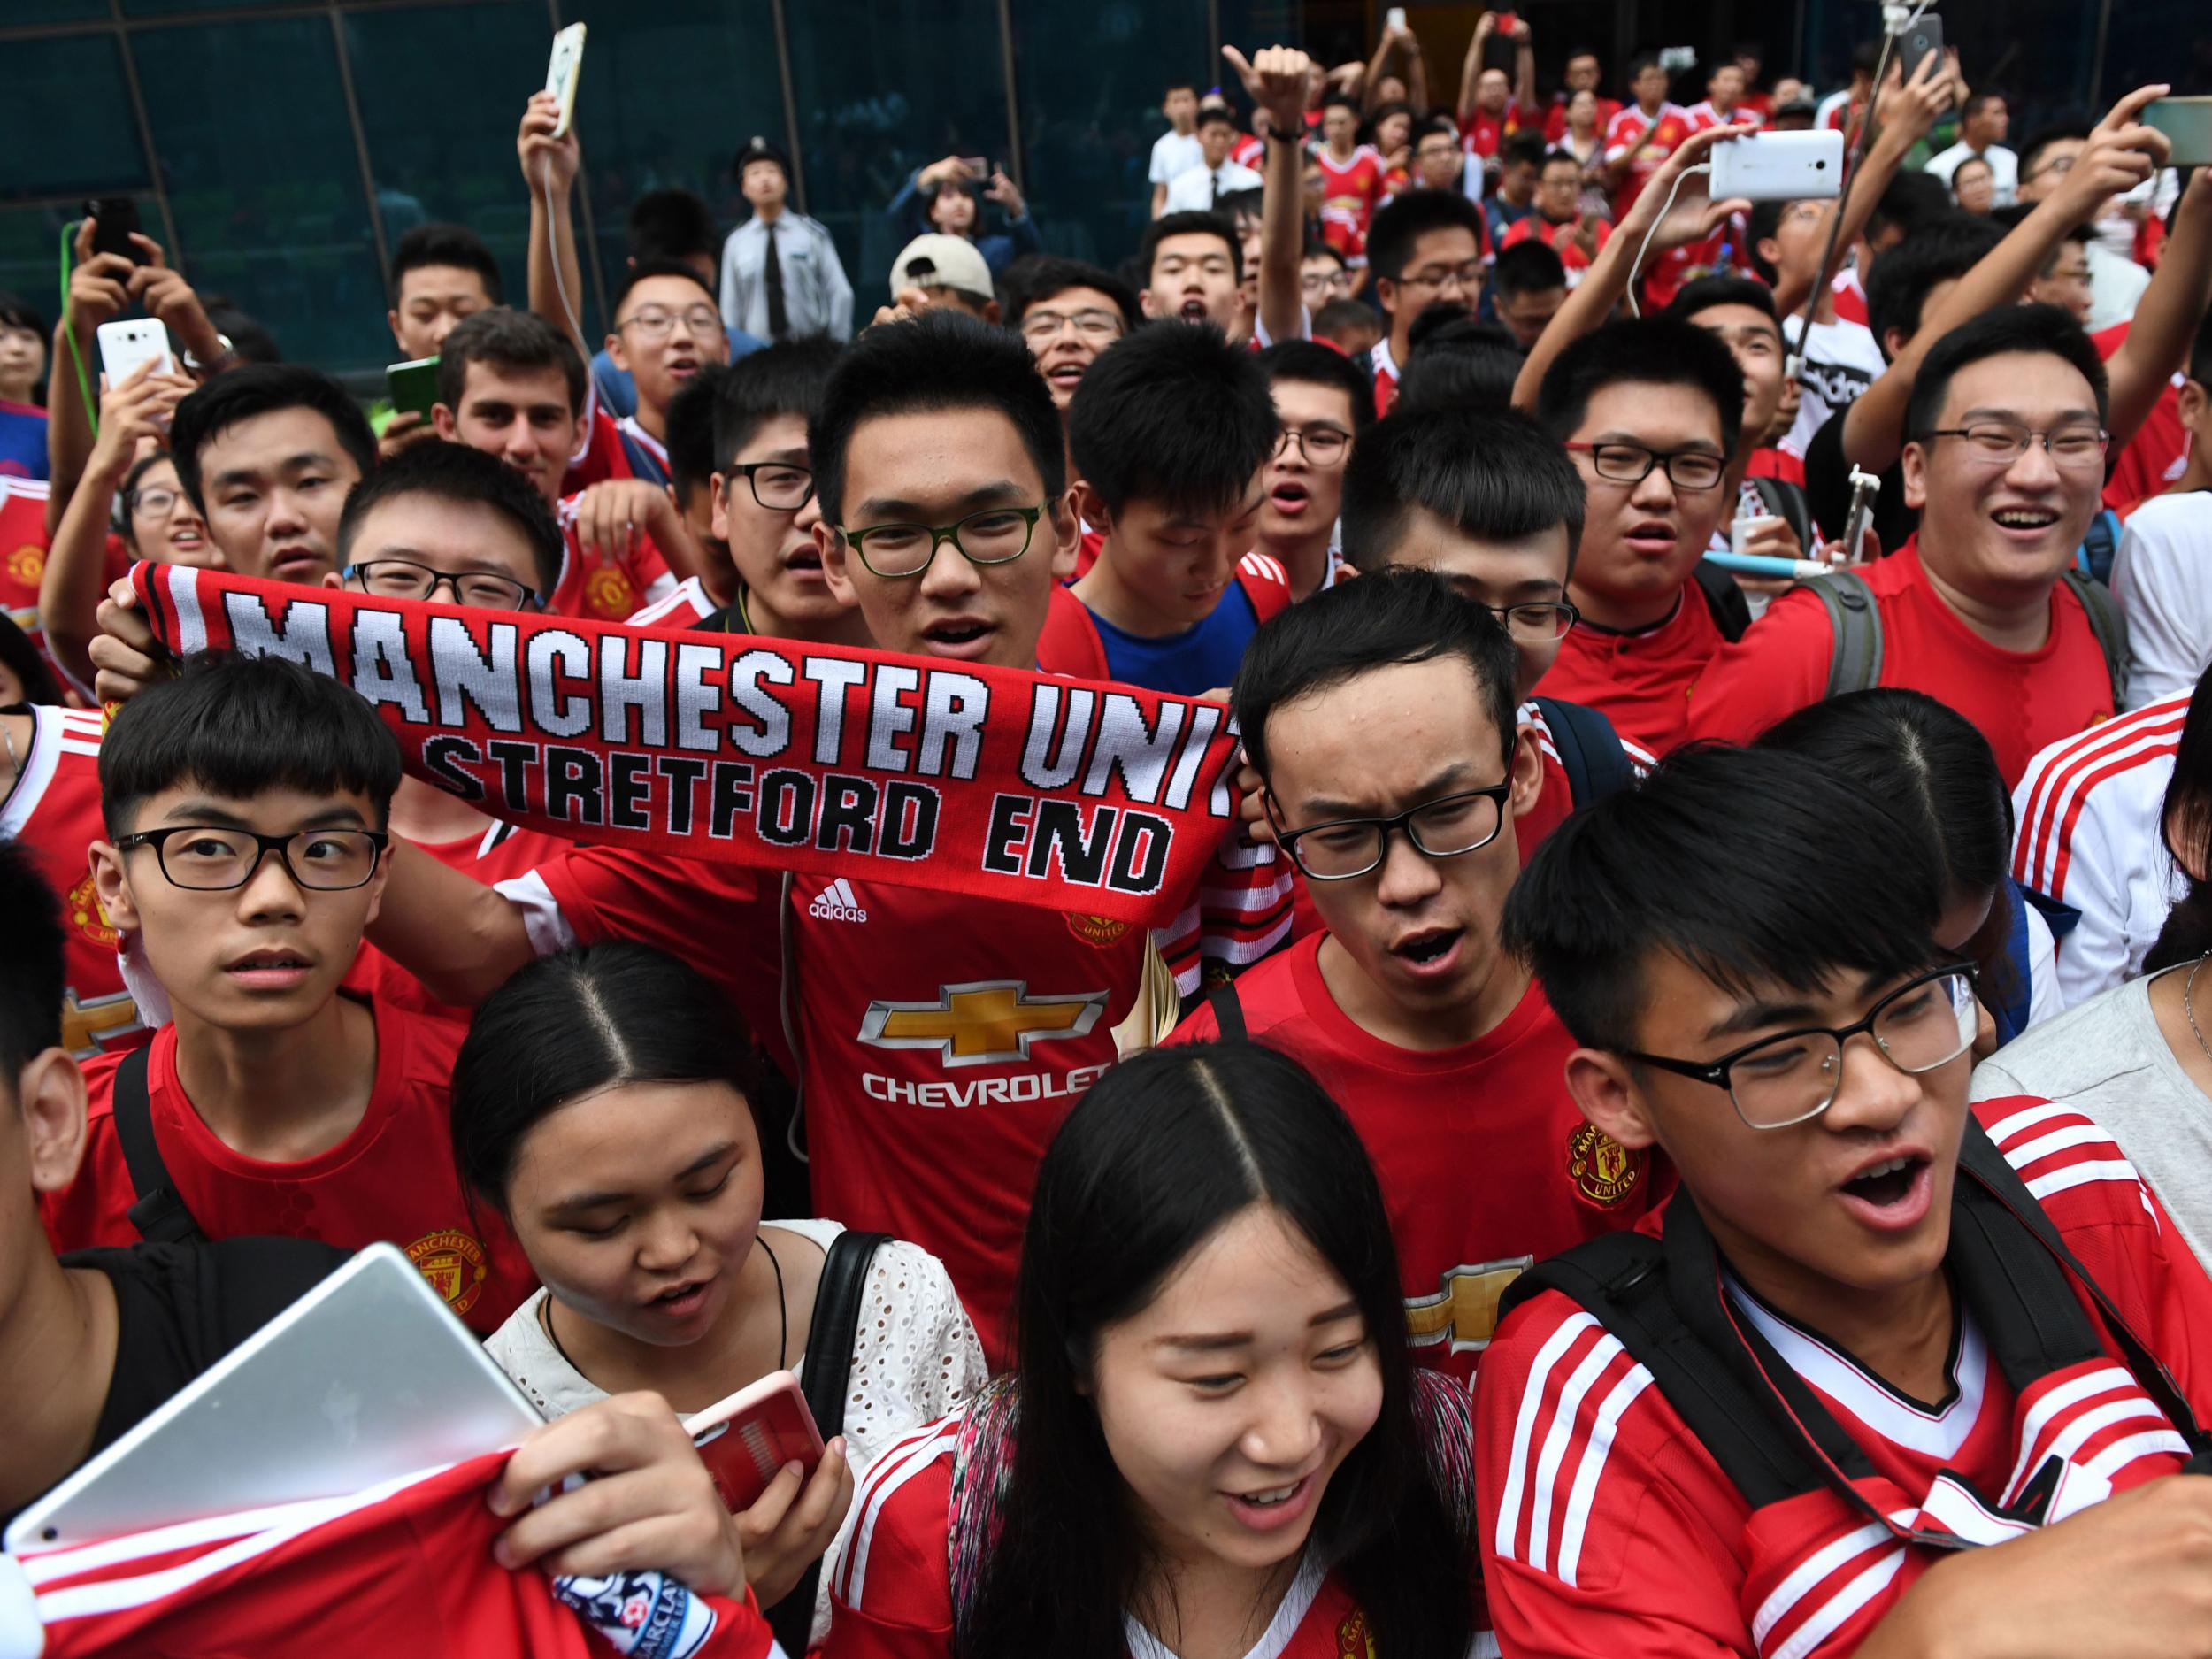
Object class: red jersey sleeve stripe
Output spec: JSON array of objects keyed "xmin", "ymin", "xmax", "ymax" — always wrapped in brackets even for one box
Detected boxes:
[
  {"xmin": 1493, "ymin": 1311, "xmax": 1659, "ymax": 1582},
  {"xmin": 1552, "ymin": 1363, "xmax": 1655, "ymax": 1586},
  {"xmin": 1760, "ymin": 1541, "xmax": 1909, "ymax": 1659},
  {"xmin": 836, "ymin": 1417, "xmax": 958, "ymax": 1608},
  {"xmin": 2003, "ymin": 1363, "xmax": 2138, "ymax": 1495},
  {"xmin": 1747, "ymin": 1519, "xmax": 1895, "ymax": 1651},
  {"xmin": 2013, "ymin": 701, "xmax": 2186, "ymax": 892}
]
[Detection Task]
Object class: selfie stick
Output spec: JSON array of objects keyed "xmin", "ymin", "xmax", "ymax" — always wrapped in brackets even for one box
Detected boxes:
[{"xmin": 1704, "ymin": 551, "xmax": 1841, "ymax": 580}]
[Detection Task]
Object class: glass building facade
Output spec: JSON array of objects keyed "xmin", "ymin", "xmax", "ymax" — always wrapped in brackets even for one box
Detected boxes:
[{"xmin": 0, "ymin": 0, "xmax": 2182, "ymax": 379}]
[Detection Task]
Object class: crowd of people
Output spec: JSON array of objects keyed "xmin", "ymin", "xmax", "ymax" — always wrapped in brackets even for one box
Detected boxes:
[{"xmin": 4, "ymin": 12, "xmax": 2212, "ymax": 1658}]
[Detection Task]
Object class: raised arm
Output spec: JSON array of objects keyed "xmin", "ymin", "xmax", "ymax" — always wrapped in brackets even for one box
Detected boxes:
[
  {"xmin": 1362, "ymin": 27, "xmax": 1399, "ymax": 117},
  {"xmin": 1841, "ymin": 84, "xmax": 2170, "ymax": 470},
  {"xmin": 1512, "ymin": 122, "xmax": 1755, "ymax": 410},
  {"xmin": 1511, "ymin": 19, "xmax": 1537, "ymax": 118},
  {"xmin": 1457, "ymin": 12, "xmax": 1495, "ymax": 125},
  {"xmin": 518, "ymin": 89, "xmax": 592, "ymax": 368},
  {"xmin": 1771, "ymin": 54, "xmax": 1955, "ymax": 320},
  {"xmin": 2106, "ymin": 166, "xmax": 2212, "ymax": 448},
  {"xmin": 39, "ymin": 365, "xmax": 192, "ymax": 690},
  {"xmin": 1226, "ymin": 43, "xmax": 1324, "ymax": 348},
  {"xmin": 365, "ymin": 840, "xmax": 538, "ymax": 1008}
]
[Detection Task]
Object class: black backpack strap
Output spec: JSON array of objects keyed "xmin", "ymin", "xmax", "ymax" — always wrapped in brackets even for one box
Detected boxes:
[
  {"xmin": 770, "ymin": 1228, "xmax": 890, "ymax": 1655},
  {"xmin": 112, "ymin": 1046, "xmax": 208, "ymax": 1247},
  {"xmin": 1691, "ymin": 558, "xmax": 1754, "ymax": 642},
  {"xmin": 1751, "ymin": 475, "xmax": 1819, "ymax": 552},
  {"xmin": 2060, "ymin": 568, "xmax": 2130, "ymax": 708},
  {"xmin": 1532, "ymin": 696, "xmax": 1635, "ymax": 808},
  {"xmin": 1206, "ymin": 978, "xmax": 1248, "ymax": 1041},
  {"xmin": 1791, "ymin": 568, "xmax": 1882, "ymax": 699}
]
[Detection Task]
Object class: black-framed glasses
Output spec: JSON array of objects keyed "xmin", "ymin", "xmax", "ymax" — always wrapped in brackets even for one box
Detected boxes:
[
  {"xmin": 1484, "ymin": 599, "xmax": 1579, "ymax": 641},
  {"xmin": 1563, "ymin": 441, "xmax": 1726, "ymax": 492},
  {"xmin": 616, "ymin": 303, "xmax": 721, "ymax": 340},
  {"xmin": 839, "ymin": 504, "xmax": 1043, "ymax": 579},
  {"xmin": 1622, "ymin": 964, "xmax": 1979, "ymax": 1131},
  {"xmin": 347, "ymin": 560, "xmax": 539, "ymax": 611},
  {"xmin": 1274, "ymin": 425, "xmax": 1351, "ymax": 465},
  {"xmin": 114, "ymin": 826, "xmax": 390, "ymax": 892},
  {"xmin": 726, "ymin": 461, "xmax": 816, "ymax": 511},
  {"xmin": 1914, "ymin": 424, "xmax": 2109, "ymax": 469},
  {"xmin": 1269, "ymin": 783, "xmax": 1513, "ymax": 881}
]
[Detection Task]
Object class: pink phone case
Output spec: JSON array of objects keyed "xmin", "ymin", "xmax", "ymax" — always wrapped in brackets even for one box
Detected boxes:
[{"xmin": 681, "ymin": 1371, "xmax": 826, "ymax": 1514}]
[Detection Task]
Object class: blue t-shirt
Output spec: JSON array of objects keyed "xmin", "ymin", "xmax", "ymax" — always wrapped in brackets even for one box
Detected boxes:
[
  {"xmin": 1088, "ymin": 587, "xmax": 1261, "ymax": 697},
  {"xmin": 0, "ymin": 401, "xmax": 48, "ymax": 480}
]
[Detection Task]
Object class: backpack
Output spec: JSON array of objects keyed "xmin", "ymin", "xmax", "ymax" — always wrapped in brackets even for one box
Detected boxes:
[
  {"xmin": 1496, "ymin": 1117, "xmax": 2212, "ymax": 1540},
  {"xmin": 1691, "ymin": 558, "xmax": 1754, "ymax": 643},
  {"xmin": 1036, "ymin": 557, "xmax": 1294, "ymax": 681},
  {"xmin": 1529, "ymin": 695, "xmax": 1637, "ymax": 809},
  {"xmin": 2078, "ymin": 507, "xmax": 2124, "ymax": 587},
  {"xmin": 1748, "ymin": 475, "xmax": 1819, "ymax": 555},
  {"xmin": 1794, "ymin": 566, "xmax": 2129, "ymax": 705}
]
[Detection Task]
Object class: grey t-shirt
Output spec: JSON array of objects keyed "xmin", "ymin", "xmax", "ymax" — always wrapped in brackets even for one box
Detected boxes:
[{"xmin": 1971, "ymin": 964, "xmax": 2212, "ymax": 1264}]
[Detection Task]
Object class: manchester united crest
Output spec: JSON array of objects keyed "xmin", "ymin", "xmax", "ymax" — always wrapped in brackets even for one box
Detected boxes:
[
  {"xmin": 406, "ymin": 1228, "xmax": 490, "ymax": 1315},
  {"xmin": 1335, "ymin": 1608, "xmax": 1377, "ymax": 1657},
  {"xmin": 585, "ymin": 564, "xmax": 639, "ymax": 620},
  {"xmin": 1567, "ymin": 1122, "xmax": 1643, "ymax": 1210},
  {"xmin": 1064, "ymin": 912, "xmax": 1131, "ymax": 948},
  {"xmin": 65, "ymin": 872, "xmax": 117, "ymax": 950},
  {"xmin": 6, "ymin": 544, "xmax": 43, "ymax": 588}
]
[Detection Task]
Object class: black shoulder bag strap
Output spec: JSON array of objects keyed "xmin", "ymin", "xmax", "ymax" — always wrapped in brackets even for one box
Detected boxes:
[
  {"xmin": 1532, "ymin": 695, "xmax": 1636, "ymax": 807},
  {"xmin": 1206, "ymin": 978, "xmax": 1248, "ymax": 1041},
  {"xmin": 769, "ymin": 1228, "xmax": 891, "ymax": 1656},
  {"xmin": 113, "ymin": 1046, "xmax": 208, "ymax": 1247}
]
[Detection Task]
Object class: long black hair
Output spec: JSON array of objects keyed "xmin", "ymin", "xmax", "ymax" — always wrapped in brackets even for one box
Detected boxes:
[
  {"xmin": 450, "ymin": 941, "xmax": 757, "ymax": 1210},
  {"xmin": 2147, "ymin": 667, "xmax": 2212, "ymax": 973},
  {"xmin": 0, "ymin": 614, "xmax": 62, "ymax": 706},
  {"xmin": 1757, "ymin": 689, "xmax": 2020, "ymax": 1006},
  {"xmin": 960, "ymin": 1040, "xmax": 1471, "ymax": 1659}
]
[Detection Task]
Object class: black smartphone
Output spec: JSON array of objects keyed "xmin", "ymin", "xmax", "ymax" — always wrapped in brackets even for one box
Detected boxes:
[
  {"xmin": 1896, "ymin": 14, "xmax": 1943, "ymax": 87},
  {"xmin": 85, "ymin": 198, "xmax": 144, "ymax": 264}
]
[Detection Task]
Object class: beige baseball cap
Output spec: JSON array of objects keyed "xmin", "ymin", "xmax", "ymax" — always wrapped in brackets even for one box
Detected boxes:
[{"xmin": 889, "ymin": 234, "xmax": 995, "ymax": 304}]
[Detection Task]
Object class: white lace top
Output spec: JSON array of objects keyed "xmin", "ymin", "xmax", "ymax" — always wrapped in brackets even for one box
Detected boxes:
[{"xmin": 485, "ymin": 1217, "xmax": 987, "ymax": 1643}]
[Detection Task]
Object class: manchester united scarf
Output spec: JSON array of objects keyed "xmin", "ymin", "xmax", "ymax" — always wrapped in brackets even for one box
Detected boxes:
[{"xmin": 131, "ymin": 565, "xmax": 1241, "ymax": 927}]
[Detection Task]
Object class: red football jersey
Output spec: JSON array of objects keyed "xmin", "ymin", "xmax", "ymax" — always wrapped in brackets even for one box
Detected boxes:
[
  {"xmin": 42, "ymin": 1003, "xmax": 535, "ymax": 1335},
  {"xmin": 1538, "ymin": 583, "xmax": 1728, "ymax": 756},
  {"xmin": 1602, "ymin": 104, "xmax": 1691, "ymax": 218},
  {"xmin": 630, "ymin": 574, "xmax": 723, "ymax": 633},
  {"xmin": 1315, "ymin": 143, "xmax": 1386, "ymax": 249},
  {"xmin": 1681, "ymin": 99, "xmax": 1763, "ymax": 134},
  {"xmin": 825, "ymin": 1417, "xmax": 1381, "ymax": 1658},
  {"xmin": 1478, "ymin": 1097, "xmax": 2212, "ymax": 1659},
  {"xmin": 1171, "ymin": 943, "xmax": 1662, "ymax": 1379},
  {"xmin": 15, "ymin": 1448, "xmax": 775, "ymax": 1659},
  {"xmin": 0, "ymin": 474, "xmax": 50, "ymax": 653},
  {"xmin": 1499, "ymin": 214, "xmax": 1612, "ymax": 284},
  {"xmin": 0, "ymin": 705, "xmax": 149, "ymax": 1056},
  {"xmin": 1684, "ymin": 539, "xmax": 2117, "ymax": 785},
  {"xmin": 561, "ymin": 399, "xmax": 638, "ymax": 495},
  {"xmin": 2095, "ymin": 320, "xmax": 2193, "ymax": 512},
  {"xmin": 1544, "ymin": 96, "xmax": 1622, "ymax": 145},
  {"xmin": 553, "ymin": 493, "xmax": 678, "ymax": 623}
]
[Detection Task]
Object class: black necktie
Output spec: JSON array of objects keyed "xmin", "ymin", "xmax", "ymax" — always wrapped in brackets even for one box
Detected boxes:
[
  {"xmin": 1210, "ymin": 172, "xmax": 1220, "ymax": 211},
  {"xmin": 763, "ymin": 224, "xmax": 789, "ymax": 342}
]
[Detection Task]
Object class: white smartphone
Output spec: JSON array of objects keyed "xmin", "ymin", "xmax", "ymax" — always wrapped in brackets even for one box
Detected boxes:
[
  {"xmin": 96, "ymin": 318, "xmax": 173, "ymax": 387},
  {"xmin": 545, "ymin": 22, "xmax": 587, "ymax": 139},
  {"xmin": 1386, "ymin": 6, "xmax": 1408, "ymax": 30},
  {"xmin": 1709, "ymin": 129, "xmax": 1845, "ymax": 203}
]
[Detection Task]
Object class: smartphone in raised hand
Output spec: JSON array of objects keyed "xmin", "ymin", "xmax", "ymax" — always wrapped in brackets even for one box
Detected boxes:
[
  {"xmin": 545, "ymin": 23, "xmax": 587, "ymax": 139},
  {"xmin": 681, "ymin": 1371, "xmax": 826, "ymax": 1515}
]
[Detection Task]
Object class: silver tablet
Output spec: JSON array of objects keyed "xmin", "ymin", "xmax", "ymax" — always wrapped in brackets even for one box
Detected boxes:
[{"xmin": 8, "ymin": 1242, "xmax": 543, "ymax": 1553}]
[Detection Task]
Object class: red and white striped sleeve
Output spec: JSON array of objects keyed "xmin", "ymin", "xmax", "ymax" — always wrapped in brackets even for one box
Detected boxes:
[
  {"xmin": 1474, "ymin": 1294, "xmax": 1751, "ymax": 1658},
  {"xmin": 819, "ymin": 1419, "xmax": 961, "ymax": 1659}
]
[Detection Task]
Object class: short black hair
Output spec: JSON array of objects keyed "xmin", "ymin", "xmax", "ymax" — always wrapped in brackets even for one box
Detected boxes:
[
  {"xmin": 713, "ymin": 334, "xmax": 841, "ymax": 466},
  {"xmin": 1141, "ymin": 211, "xmax": 1242, "ymax": 285},
  {"xmin": 1536, "ymin": 317, "xmax": 1743, "ymax": 456},
  {"xmin": 1322, "ymin": 92, "xmax": 1361, "ymax": 117},
  {"xmin": 627, "ymin": 188, "xmax": 721, "ymax": 264},
  {"xmin": 1494, "ymin": 237, "xmax": 1568, "ymax": 300},
  {"xmin": 1539, "ymin": 149, "xmax": 1585, "ymax": 176},
  {"xmin": 810, "ymin": 310, "xmax": 1064, "ymax": 523},
  {"xmin": 335, "ymin": 436, "xmax": 564, "ymax": 595},
  {"xmin": 1502, "ymin": 131, "xmax": 1550, "ymax": 172},
  {"xmin": 388, "ymin": 223, "xmax": 503, "ymax": 306},
  {"xmin": 1067, "ymin": 323, "xmax": 1278, "ymax": 521},
  {"xmin": 1302, "ymin": 238, "xmax": 1349, "ymax": 272},
  {"xmin": 1502, "ymin": 743, "xmax": 1947, "ymax": 1052},
  {"xmin": 435, "ymin": 307, "xmax": 588, "ymax": 417},
  {"xmin": 1216, "ymin": 188, "xmax": 1264, "ymax": 229},
  {"xmin": 100, "ymin": 651, "xmax": 403, "ymax": 838},
  {"xmin": 612, "ymin": 257, "xmax": 718, "ymax": 319},
  {"xmin": 1341, "ymin": 404, "xmax": 1585, "ymax": 574},
  {"xmin": 1235, "ymin": 566, "xmax": 1519, "ymax": 779},
  {"xmin": 1313, "ymin": 297, "xmax": 1382, "ymax": 347},
  {"xmin": 1666, "ymin": 273, "xmax": 1781, "ymax": 334},
  {"xmin": 1002, "ymin": 256, "xmax": 1142, "ymax": 332},
  {"xmin": 1164, "ymin": 78, "xmax": 1196, "ymax": 96},
  {"xmin": 1904, "ymin": 303, "xmax": 2110, "ymax": 441},
  {"xmin": 1367, "ymin": 190, "xmax": 1486, "ymax": 284},
  {"xmin": 0, "ymin": 841, "xmax": 63, "ymax": 1083},
  {"xmin": 1258, "ymin": 339, "xmax": 1374, "ymax": 433},
  {"xmin": 2020, "ymin": 124, "xmax": 2090, "ymax": 183},
  {"xmin": 1395, "ymin": 319, "xmax": 1525, "ymax": 411},
  {"xmin": 1867, "ymin": 170, "xmax": 1954, "ymax": 246},
  {"xmin": 0, "ymin": 289, "xmax": 42, "ymax": 340},
  {"xmin": 664, "ymin": 363, "xmax": 726, "ymax": 507},
  {"xmin": 1962, "ymin": 91, "xmax": 2008, "ymax": 121},
  {"xmin": 169, "ymin": 365, "xmax": 377, "ymax": 516},
  {"xmin": 0, "ymin": 613, "xmax": 62, "ymax": 706},
  {"xmin": 1746, "ymin": 198, "xmax": 1789, "ymax": 285},
  {"xmin": 1197, "ymin": 104, "xmax": 1237, "ymax": 131},
  {"xmin": 1863, "ymin": 213, "xmax": 2006, "ymax": 353},
  {"xmin": 1850, "ymin": 39, "xmax": 1883, "ymax": 74},
  {"xmin": 1626, "ymin": 50, "xmax": 1663, "ymax": 80}
]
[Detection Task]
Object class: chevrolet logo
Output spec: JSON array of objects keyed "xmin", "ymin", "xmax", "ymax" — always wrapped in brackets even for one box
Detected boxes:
[
  {"xmin": 858, "ymin": 979, "xmax": 1109, "ymax": 1068},
  {"xmin": 61, "ymin": 989, "xmax": 146, "ymax": 1059},
  {"xmin": 1403, "ymin": 1258, "xmax": 1533, "ymax": 1356}
]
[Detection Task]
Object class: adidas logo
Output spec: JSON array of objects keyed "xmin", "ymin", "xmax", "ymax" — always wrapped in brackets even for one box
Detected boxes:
[{"xmin": 808, "ymin": 877, "xmax": 868, "ymax": 923}]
